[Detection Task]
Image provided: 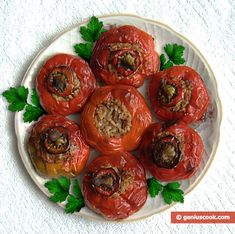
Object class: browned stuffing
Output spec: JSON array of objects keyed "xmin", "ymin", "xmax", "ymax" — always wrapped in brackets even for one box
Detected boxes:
[
  {"xmin": 108, "ymin": 43, "xmax": 142, "ymax": 52},
  {"xmin": 170, "ymin": 80, "xmax": 193, "ymax": 112},
  {"xmin": 158, "ymin": 79, "xmax": 178, "ymax": 104},
  {"xmin": 94, "ymin": 98, "xmax": 132, "ymax": 138},
  {"xmin": 119, "ymin": 171, "xmax": 133, "ymax": 194},
  {"xmin": 107, "ymin": 43, "xmax": 143, "ymax": 79},
  {"xmin": 52, "ymin": 76, "xmax": 80, "ymax": 101}
]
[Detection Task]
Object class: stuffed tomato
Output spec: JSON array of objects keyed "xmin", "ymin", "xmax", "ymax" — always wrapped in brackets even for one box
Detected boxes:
[
  {"xmin": 90, "ymin": 25, "xmax": 160, "ymax": 88},
  {"xmin": 83, "ymin": 152, "xmax": 147, "ymax": 220},
  {"xmin": 28, "ymin": 115, "xmax": 90, "ymax": 177},
  {"xmin": 37, "ymin": 54, "xmax": 96, "ymax": 115},
  {"xmin": 149, "ymin": 66, "xmax": 210, "ymax": 123},
  {"xmin": 80, "ymin": 85, "xmax": 152, "ymax": 154},
  {"xmin": 139, "ymin": 122, "xmax": 204, "ymax": 181}
]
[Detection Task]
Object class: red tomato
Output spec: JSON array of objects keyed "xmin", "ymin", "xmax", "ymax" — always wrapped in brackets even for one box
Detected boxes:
[
  {"xmin": 90, "ymin": 25, "xmax": 160, "ymax": 88},
  {"xmin": 80, "ymin": 85, "xmax": 152, "ymax": 154},
  {"xmin": 37, "ymin": 54, "xmax": 96, "ymax": 115},
  {"xmin": 28, "ymin": 115, "xmax": 90, "ymax": 177},
  {"xmin": 83, "ymin": 152, "xmax": 147, "ymax": 220},
  {"xmin": 149, "ymin": 66, "xmax": 210, "ymax": 123},
  {"xmin": 139, "ymin": 122, "xmax": 204, "ymax": 181}
]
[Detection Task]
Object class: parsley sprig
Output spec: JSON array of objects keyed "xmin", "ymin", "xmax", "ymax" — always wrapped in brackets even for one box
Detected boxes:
[
  {"xmin": 74, "ymin": 16, "xmax": 106, "ymax": 61},
  {"xmin": 147, "ymin": 177, "xmax": 184, "ymax": 204},
  {"xmin": 74, "ymin": 43, "xmax": 93, "ymax": 62},
  {"xmin": 44, "ymin": 177, "xmax": 85, "ymax": 214},
  {"xmin": 160, "ymin": 43, "xmax": 185, "ymax": 70},
  {"xmin": 2, "ymin": 86, "xmax": 45, "ymax": 122},
  {"xmin": 80, "ymin": 16, "xmax": 106, "ymax": 42}
]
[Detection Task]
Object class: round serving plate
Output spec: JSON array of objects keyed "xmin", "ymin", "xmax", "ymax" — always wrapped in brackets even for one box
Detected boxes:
[{"xmin": 15, "ymin": 14, "xmax": 222, "ymax": 222}]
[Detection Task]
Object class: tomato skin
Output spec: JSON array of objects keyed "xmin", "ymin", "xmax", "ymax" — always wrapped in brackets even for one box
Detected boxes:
[
  {"xmin": 83, "ymin": 152, "xmax": 147, "ymax": 220},
  {"xmin": 37, "ymin": 54, "xmax": 96, "ymax": 115},
  {"xmin": 90, "ymin": 25, "xmax": 160, "ymax": 88},
  {"xmin": 139, "ymin": 122, "xmax": 204, "ymax": 181},
  {"xmin": 28, "ymin": 115, "xmax": 90, "ymax": 177},
  {"xmin": 80, "ymin": 85, "xmax": 152, "ymax": 154},
  {"xmin": 149, "ymin": 66, "xmax": 210, "ymax": 123}
]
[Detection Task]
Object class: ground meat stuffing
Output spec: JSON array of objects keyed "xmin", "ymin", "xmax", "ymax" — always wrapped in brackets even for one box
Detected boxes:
[
  {"xmin": 170, "ymin": 80, "xmax": 192, "ymax": 112},
  {"xmin": 94, "ymin": 98, "xmax": 132, "ymax": 138},
  {"xmin": 51, "ymin": 74, "xmax": 80, "ymax": 101},
  {"xmin": 107, "ymin": 43, "xmax": 143, "ymax": 79}
]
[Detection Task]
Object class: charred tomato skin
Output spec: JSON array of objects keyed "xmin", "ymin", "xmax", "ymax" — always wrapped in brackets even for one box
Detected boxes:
[
  {"xmin": 83, "ymin": 152, "xmax": 147, "ymax": 220},
  {"xmin": 37, "ymin": 54, "xmax": 96, "ymax": 116},
  {"xmin": 149, "ymin": 66, "xmax": 210, "ymax": 123},
  {"xmin": 90, "ymin": 25, "xmax": 160, "ymax": 88},
  {"xmin": 28, "ymin": 115, "xmax": 90, "ymax": 177},
  {"xmin": 80, "ymin": 85, "xmax": 152, "ymax": 154},
  {"xmin": 139, "ymin": 122, "xmax": 204, "ymax": 181}
]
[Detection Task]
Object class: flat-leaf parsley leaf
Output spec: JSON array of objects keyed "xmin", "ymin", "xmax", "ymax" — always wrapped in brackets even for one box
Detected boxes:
[
  {"xmin": 44, "ymin": 177, "xmax": 70, "ymax": 203},
  {"xmin": 74, "ymin": 43, "xmax": 93, "ymax": 61},
  {"xmin": 2, "ymin": 86, "xmax": 45, "ymax": 123},
  {"xmin": 23, "ymin": 104, "xmax": 45, "ymax": 122},
  {"xmin": 73, "ymin": 179, "xmax": 83, "ymax": 198},
  {"xmin": 164, "ymin": 44, "xmax": 185, "ymax": 65},
  {"xmin": 80, "ymin": 16, "xmax": 106, "ymax": 42},
  {"xmin": 2, "ymin": 86, "xmax": 28, "ymax": 111},
  {"xmin": 45, "ymin": 177, "xmax": 85, "ymax": 214},
  {"xmin": 31, "ymin": 88, "xmax": 41, "ymax": 107},
  {"xmin": 147, "ymin": 177, "xmax": 184, "ymax": 205},
  {"xmin": 74, "ymin": 16, "xmax": 106, "ymax": 61},
  {"xmin": 160, "ymin": 43, "xmax": 185, "ymax": 70},
  {"xmin": 147, "ymin": 177, "xmax": 163, "ymax": 197},
  {"xmin": 65, "ymin": 194, "xmax": 85, "ymax": 214}
]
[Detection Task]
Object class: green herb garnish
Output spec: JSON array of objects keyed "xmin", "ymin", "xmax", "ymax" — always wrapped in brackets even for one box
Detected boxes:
[
  {"xmin": 80, "ymin": 16, "xmax": 106, "ymax": 42},
  {"xmin": 74, "ymin": 43, "xmax": 93, "ymax": 61},
  {"xmin": 147, "ymin": 177, "xmax": 184, "ymax": 204},
  {"xmin": 160, "ymin": 43, "xmax": 185, "ymax": 70},
  {"xmin": 45, "ymin": 177, "xmax": 85, "ymax": 214},
  {"xmin": 2, "ymin": 86, "xmax": 28, "ymax": 112},
  {"xmin": 2, "ymin": 86, "xmax": 45, "ymax": 123},
  {"xmin": 74, "ymin": 16, "xmax": 106, "ymax": 61},
  {"xmin": 45, "ymin": 177, "xmax": 70, "ymax": 202}
]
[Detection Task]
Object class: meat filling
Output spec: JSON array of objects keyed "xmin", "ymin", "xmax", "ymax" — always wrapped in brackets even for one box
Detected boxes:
[
  {"xmin": 92, "ymin": 168, "xmax": 120, "ymax": 196},
  {"xmin": 152, "ymin": 135, "xmax": 182, "ymax": 169},
  {"xmin": 46, "ymin": 65, "xmax": 80, "ymax": 101},
  {"xmin": 158, "ymin": 78, "xmax": 192, "ymax": 112},
  {"xmin": 94, "ymin": 98, "xmax": 132, "ymax": 138},
  {"xmin": 108, "ymin": 43, "xmax": 142, "ymax": 79}
]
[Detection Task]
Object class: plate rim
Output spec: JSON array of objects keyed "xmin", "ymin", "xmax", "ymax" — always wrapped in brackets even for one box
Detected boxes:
[{"xmin": 14, "ymin": 13, "xmax": 223, "ymax": 222}]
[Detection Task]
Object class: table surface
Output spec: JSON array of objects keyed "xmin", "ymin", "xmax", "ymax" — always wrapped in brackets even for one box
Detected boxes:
[{"xmin": 0, "ymin": 0, "xmax": 234, "ymax": 233}]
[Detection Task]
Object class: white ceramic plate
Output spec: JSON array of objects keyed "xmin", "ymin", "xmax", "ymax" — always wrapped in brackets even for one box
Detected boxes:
[{"xmin": 15, "ymin": 14, "xmax": 222, "ymax": 221}]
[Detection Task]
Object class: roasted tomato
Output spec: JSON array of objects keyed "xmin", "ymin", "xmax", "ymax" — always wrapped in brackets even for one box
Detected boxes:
[
  {"xmin": 90, "ymin": 25, "xmax": 160, "ymax": 88},
  {"xmin": 139, "ymin": 122, "xmax": 204, "ymax": 181},
  {"xmin": 83, "ymin": 152, "xmax": 147, "ymax": 220},
  {"xmin": 37, "ymin": 54, "xmax": 96, "ymax": 115},
  {"xmin": 149, "ymin": 66, "xmax": 210, "ymax": 123},
  {"xmin": 80, "ymin": 85, "xmax": 152, "ymax": 154},
  {"xmin": 28, "ymin": 115, "xmax": 90, "ymax": 177}
]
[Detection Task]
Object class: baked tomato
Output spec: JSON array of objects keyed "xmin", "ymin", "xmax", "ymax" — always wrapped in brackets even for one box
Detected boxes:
[
  {"xmin": 90, "ymin": 25, "xmax": 160, "ymax": 88},
  {"xmin": 83, "ymin": 152, "xmax": 147, "ymax": 220},
  {"xmin": 28, "ymin": 115, "xmax": 90, "ymax": 177},
  {"xmin": 149, "ymin": 66, "xmax": 210, "ymax": 123},
  {"xmin": 37, "ymin": 54, "xmax": 96, "ymax": 115},
  {"xmin": 139, "ymin": 122, "xmax": 204, "ymax": 181},
  {"xmin": 80, "ymin": 85, "xmax": 152, "ymax": 154}
]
